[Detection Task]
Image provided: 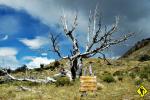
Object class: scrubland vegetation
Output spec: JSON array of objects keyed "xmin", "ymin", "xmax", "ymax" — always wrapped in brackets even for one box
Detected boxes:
[{"xmin": 0, "ymin": 58, "xmax": 150, "ymax": 100}]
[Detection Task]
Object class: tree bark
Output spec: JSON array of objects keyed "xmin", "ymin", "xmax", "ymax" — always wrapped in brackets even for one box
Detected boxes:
[
  {"xmin": 71, "ymin": 58, "xmax": 77, "ymax": 80},
  {"xmin": 70, "ymin": 57, "xmax": 83, "ymax": 80}
]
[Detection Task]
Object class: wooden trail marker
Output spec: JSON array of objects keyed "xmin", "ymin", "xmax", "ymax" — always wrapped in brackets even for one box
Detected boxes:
[{"xmin": 80, "ymin": 76, "xmax": 97, "ymax": 92}]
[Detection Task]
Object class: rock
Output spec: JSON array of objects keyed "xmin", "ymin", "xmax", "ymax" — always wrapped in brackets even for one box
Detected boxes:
[
  {"xmin": 135, "ymin": 76, "xmax": 140, "ymax": 80},
  {"xmin": 97, "ymin": 82, "xmax": 105, "ymax": 90},
  {"xmin": 46, "ymin": 77, "xmax": 56, "ymax": 82},
  {"xmin": 53, "ymin": 69, "xmax": 72, "ymax": 81}
]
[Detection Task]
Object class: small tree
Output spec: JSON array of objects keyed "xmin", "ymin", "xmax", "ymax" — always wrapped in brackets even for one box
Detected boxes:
[{"xmin": 49, "ymin": 7, "xmax": 134, "ymax": 80}]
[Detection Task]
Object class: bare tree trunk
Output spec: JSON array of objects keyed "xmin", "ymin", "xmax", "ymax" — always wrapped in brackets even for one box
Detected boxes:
[
  {"xmin": 70, "ymin": 58, "xmax": 77, "ymax": 80},
  {"xmin": 70, "ymin": 57, "xmax": 83, "ymax": 80},
  {"xmin": 77, "ymin": 57, "xmax": 83, "ymax": 77}
]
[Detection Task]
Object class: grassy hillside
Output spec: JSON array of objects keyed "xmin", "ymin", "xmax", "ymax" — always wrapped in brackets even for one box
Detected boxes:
[
  {"xmin": 121, "ymin": 38, "xmax": 150, "ymax": 61},
  {"xmin": 0, "ymin": 58, "xmax": 150, "ymax": 100}
]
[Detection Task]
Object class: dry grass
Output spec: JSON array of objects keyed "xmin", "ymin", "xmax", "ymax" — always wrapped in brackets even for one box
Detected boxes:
[{"xmin": 0, "ymin": 59, "xmax": 150, "ymax": 100}]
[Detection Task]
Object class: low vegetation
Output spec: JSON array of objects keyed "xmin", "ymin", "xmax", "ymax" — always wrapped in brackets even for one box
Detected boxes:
[
  {"xmin": 55, "ymin": 76, "xmax": 72, "ymax": 87},
  {"xmin": 0, "ymin": 58, "xmax": 150, "ymax": 100},
  {"xmin": 103, "ymin": 74, "xmax": 116, "ymax": 83}
]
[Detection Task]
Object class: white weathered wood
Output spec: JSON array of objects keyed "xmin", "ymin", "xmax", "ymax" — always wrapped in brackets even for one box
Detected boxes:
[{"xmin": 0, "ymin": 69, "xmax": 56, "ymax": 84}]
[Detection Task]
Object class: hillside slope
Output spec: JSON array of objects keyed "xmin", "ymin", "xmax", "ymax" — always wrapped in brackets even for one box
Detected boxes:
[
  {"xmin": 0, "ymin": 58, "xmax": 150, "ymax": 100},
  {"xmin": 121, "ymin": 38, "xmax": 150, "ymax": 60}
]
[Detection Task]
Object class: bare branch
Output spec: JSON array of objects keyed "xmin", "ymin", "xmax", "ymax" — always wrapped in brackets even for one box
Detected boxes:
[
  {"xmin": 61, "ymin": 11, "xmax": 80, "ymax": 56},
  {"xmin": 86, "ymin": 10, "xmax": 92, "ymax": 51},
  {"xmin": 69, "ymin": 32, "xmax": 134, "ymax": 60},
  {"xmin": 49, "ymin": 33, "xmax": 63, "ymax": 58},
  {"xmin": 99, "ymin": 52, "xmax": 111, "ymax": 65},
  {"xmin": 61, "ymin": 10, "xmax": 68, "ymax": 33},
  {"xmin": 109, "ymin": 32, "xmax": 135, "ymax": 45},
  {"xmin": 93, "ymin": 5, "xmax": 98, "ymax": 35},
  {"xmin": 86, "ymin": 16, "xmax": 119, "ymax": 52}
]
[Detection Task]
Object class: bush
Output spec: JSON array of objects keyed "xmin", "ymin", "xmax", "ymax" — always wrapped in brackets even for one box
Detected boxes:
[
  {"xmin": 103, "ymin": 75, "xmax": 115, "ymax": 83},
  {"xmin": 45, "ymin": 61, "xmax": 61, "ymax": 71},
  {"xmin": 138, "ymin": 54, "xmax": 150, "ymax": 62},
  {"xmin": 102, "ymin": 71, "xmax": 111, "ymax": 75},
  {"xmin": 113, "ymin": 71, "xmax": 124, "ymax": 76},
  {"xmin": 54, "ymin": 61, "xmax": 60, "ymax": 68},
  {"xmin": 40, "ymin": 64, "xmax": 44, "ymax": 69},
  {"xmin": 147, "ymin": 78, "xmax": 150, "ymax": 82},
  {"xmin": 34, "ymin": 68, "xmax": 42, "ymax": 72},
  {"xmin": 140, "ymin": 73, "xmax": 148, "ymax": 79},
  {"xmin": 129, "ymin": 73, "xmax": 136, "ymax": 79},
  {"xmin": 55, "ymin": 77, "xmax": 71, "ymax": 86},
  {"xmin": 143, "ymin": 65, "xmax": 150, "ymax": 73},
  {"xmin": 14, "ymin": 65, "xmax": 28, "ymax": 72},
  {"xmin": 134, "ymin": 79, "xmax": 143, "ymax": 85}
]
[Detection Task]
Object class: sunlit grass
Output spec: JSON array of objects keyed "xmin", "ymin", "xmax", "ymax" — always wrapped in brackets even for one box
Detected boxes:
[{"xmin": 0, "ymin": 59, "xmax": 150, "ymax": 100}]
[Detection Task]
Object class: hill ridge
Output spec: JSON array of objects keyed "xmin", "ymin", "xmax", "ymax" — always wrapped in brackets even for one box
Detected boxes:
[{"xmin": 121, "ymin": 38, "xmax": 150, "ymax": 58}]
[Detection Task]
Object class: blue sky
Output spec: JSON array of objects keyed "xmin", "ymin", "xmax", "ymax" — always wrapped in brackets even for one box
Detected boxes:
[
  {"xmin": 0, "ymin": 5, "xmax": 60, "ymax": 69},
  {"xmin": 0, "ymin": 0, "xmax": 150, "ymax": 69},
  {"xmin": 0, "ymin": 4, "xmax": 82, "ymax": 69}
]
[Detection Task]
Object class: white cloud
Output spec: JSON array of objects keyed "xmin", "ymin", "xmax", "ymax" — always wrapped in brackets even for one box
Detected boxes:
[
  {"xmin": 0, "ymin": 47, "xmax": 20, "ymax": 69},
  {"xmin": 0, "ymin": 56, "xmax": 20, "ymax": 69},
  {"xmin": 0, "ymin": 47, "xmax": 18, "ymax": 56},
  {"xmin": 22, "ymin": 56, "xmax": 35, "ymax": 61},
  {"xmin": 0, "ymin": 34, "xmax": 8, "ymax": 41},
  {"xmin": 19, "ymin": 36, "xmax": 49, "ymax": 49},
  {"xmin": 25, "ymin": 57, "xmax": 55, "ymax": 69},
  {"xmin": 41, "ymin": 53, "xmax": 47, "ymax": 56},
  {"xmin": 2, "ymin": 35, "xmax": 8, "ymax": 40},
  {"xmin": 0, "ymin": 0, "xmax": 92, "ymax": 50},
  {"xmin": 0, "ymin": 0, "xmax": 88, "ymax": 33}
]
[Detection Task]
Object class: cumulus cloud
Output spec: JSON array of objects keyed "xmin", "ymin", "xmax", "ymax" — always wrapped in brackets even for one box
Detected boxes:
[
  {"xmin": 22, "ymin": 56, "xmax": 35, "ymax": 61},
  {"xmin": 19, "ymin": 36, "xmax": 49, "ymax": 49},
  {"xmin": 24, "ymin": 56, "xmax": 55, "ymax": 69},
  {"xmin": 0, "ymin": 47, "xmax": 18, "ymax": 56},
  {"xmin": 0, "ymin": 47, "xmax": 20, "ymax": 69},
  {"xmin": 0, "ymin": 56, "xmax": 20, "ymax": 69},
  {"xmin": 0, "ymin": 34, "xmax": 8, "ymax": 41},
  {"xmin": 41, "ymin": 53, "xmax": 47, "ymax": 56}
]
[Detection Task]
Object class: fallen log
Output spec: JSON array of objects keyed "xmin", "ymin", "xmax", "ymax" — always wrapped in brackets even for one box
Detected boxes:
[{"xmin": 0, "ymin": 69, "xmax": 56, "ymax": 84}]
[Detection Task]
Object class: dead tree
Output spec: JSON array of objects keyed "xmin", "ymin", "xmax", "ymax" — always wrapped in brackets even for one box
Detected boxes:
[
  {"xmin": 0, "ymin": 69, "xmax": 56, "ymax": 83},
  {"xmin": 49, "ymin": 7, "xmax": 134, "ymax": 80}
]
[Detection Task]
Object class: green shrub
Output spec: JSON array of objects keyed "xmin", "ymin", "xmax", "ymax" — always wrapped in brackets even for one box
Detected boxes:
[
  {"xmin": 143, "ymin": 65, "xmax": 150, "ymax": 73},
  {"xmin": 138, "ymin": 54, "xmax": 150, "ymax": 62},
  {"xmin": 34, "ymin": 68, "xmax": 43, "ymax": 71},
  {"xmin": 55, "ymin": 77, "xmax": 71, "ymax": 86},
  {"xmin": 113, "ymin": 71, "xmax": 123, "ymax": 76},
  {"xmin": 14, "ymin": 65, "xmax": 28, "ymax": 73},
  {"xmin": 103, "ymin": 75, "xmax": 115, "ymax": 83},
  {"xmin": 140, "ymin": 73, "xmax": 148, "ymax": 79},
  {"xmin": 134, "ymin": 79, "xmax": 143, "ymax": 85},
  {"xmin": 129, "ymin": 73, "xmax": 136, "ymax": 79},
  {"xmin": 45, "ymin": 61, "xmax": 61, "ymax": 71},
  {"xmin": 147, "ymin": 78, "xmax": 150, "ymax": 82},
  {"xmin": 54, "ymin": 61, "xmax": 60, "ymax": 68},
  {"xmin": 40, "ymin": 64, "xmax": 44, "ymax": 69},
  {"xmin": 103, "ymin": 71, "xmax": 111, "ymax": 76}
]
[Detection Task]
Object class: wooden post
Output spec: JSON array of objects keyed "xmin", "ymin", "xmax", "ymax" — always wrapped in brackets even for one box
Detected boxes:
[{"xmin": 80, "ymin": 76, "xmax": 97, "ymax": 96}]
